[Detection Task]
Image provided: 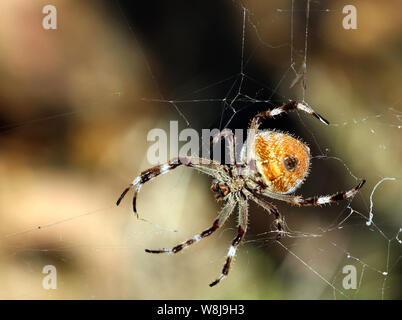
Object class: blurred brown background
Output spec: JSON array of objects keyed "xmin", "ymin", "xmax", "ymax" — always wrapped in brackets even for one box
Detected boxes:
[{"xmin": 0, "ymin": 0, "xmax": 400, "ymax": 299}]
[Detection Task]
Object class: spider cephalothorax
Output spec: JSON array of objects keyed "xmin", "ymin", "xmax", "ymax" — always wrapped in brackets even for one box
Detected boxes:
[
  {"xmin": 117, "ymin": 101, "xmax": 365, "ymax": 287},
  {"xmin": 211, "ymin": 179, "xmax": 231, "ymax": 200}
]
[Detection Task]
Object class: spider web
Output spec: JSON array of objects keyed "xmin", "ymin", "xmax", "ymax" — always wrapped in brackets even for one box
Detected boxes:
[{"xmin": 0, "ymin": 0, "xmax": 400, "ymax": 299}]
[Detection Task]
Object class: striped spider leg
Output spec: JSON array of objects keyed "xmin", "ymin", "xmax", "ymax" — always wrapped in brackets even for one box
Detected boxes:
[
  {"xmin": 145, "ymin": 196, "xmax": 236, "ymax": 254},
  {"xmin": 244, "ymin": 101, "xmax": 329, "ymax": 165},
  {"xmin": 249, "ymin": 101, "xmax": 330, "ymax": 133},
  {"xmin": 116, "ymin": 156, "xmax": 225, "ymax": 218},
  {"xmin": 209, "ymin": 199, "xmax": 248, "ymax": 287},
  {"xmin": 245, "ymin": 178, "xmax": 365, "ymax": 240},
  {"xmin": 211, "ymin": 128, "xmax": 237, "ymax": 165},
  {"xmin": 256, "ymin": 178, "xmax": 366, "ymax": 207},
  {"xmin": 248, "ymin": 191, "xmax": 284, "ymax": 240}
]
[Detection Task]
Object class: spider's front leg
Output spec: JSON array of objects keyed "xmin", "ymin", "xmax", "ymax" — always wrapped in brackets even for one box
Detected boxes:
[
  {"xmin": 243, "ymin": 101, "xmax": 329, "ymax": 165},
  {"xmin": 209, "ymin": 200, "xmax": 248, "ymax": 287},
  {"xmin": 212, "ymin": 129, "xmax": 237, "ymax": 165},
  {"xmin": 249, "ymin": 101, "xmax": 329, "ymax": 133},
  {"xmin": 116, "ymin": 156, "xmax": 222, "ymax": 217}
]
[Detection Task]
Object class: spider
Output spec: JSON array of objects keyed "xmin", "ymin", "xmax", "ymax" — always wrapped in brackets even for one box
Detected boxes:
[{"xmin": 116, "ymin": 101, "xmax": 365, "ymax": 287}]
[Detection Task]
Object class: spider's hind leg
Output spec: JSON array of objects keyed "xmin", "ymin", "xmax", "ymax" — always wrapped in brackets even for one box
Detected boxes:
[
  {"xmin": 209, "ymin": 200, "xmax": 248, "ymax": 287},
  {"xmin": 249, "ymin": 193, "xmax": 284, "ymax": 240},
  {"xmin": 294, "ymin": 179, "xmax": 366, "ymax": 206},
  {"xmin": 145, "ymin": 199, "xmax": 236, "ymax": 254}
]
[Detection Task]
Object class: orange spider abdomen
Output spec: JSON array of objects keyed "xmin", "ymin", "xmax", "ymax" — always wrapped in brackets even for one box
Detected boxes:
[{"xmin": 253, "ymin": 131, "xmax": 310, "ymax": 194}]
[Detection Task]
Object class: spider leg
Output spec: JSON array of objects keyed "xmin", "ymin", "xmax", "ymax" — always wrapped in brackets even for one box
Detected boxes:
[
  {"xmin": 294, "ymin": 179, "xmax": 366, "ymax": 206},
  {"xmin": 260, "ymin": 179, "xmax": 366, "ymax": 207},
  {"xmin": 249, "ymin": 101, "xmax": 329, "ymax": 132},
  {"xmin": 116, "ymin": 156, "xmax": 224, "ymax": 217},
  {"xmin": 244, "ymin": 101, "xmax": 329, "ymax": 165},
  {"xmin": 249, "ymin": 193, "xmax": 284, "ymax": 240},
  {"xmin": 145, "ymin": 199, "xmax": 236, "ymax": 254},
  {"xmin": 212, "ymin": 129, "xmax": 236, "ymax": 165},
  {"xmin": 210, "ymin": 200, "xmax": 248, "ymax": 287}
]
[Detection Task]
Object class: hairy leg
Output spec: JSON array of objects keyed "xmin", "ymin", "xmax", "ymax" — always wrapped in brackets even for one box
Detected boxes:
[
  {"xmin": 145, "ymin": 199, "xmax": 236, "ymax": 254},
  {"xmin": 210, "ymin": 200, "xmax": 248, "ymax": 287},
  {"xmin": 116, "ymin": 156, "xmax": 225, "ymax": 217},
  {"xmin": 249, "ymin": 193, "xmax": 284, "ymax": 240}
]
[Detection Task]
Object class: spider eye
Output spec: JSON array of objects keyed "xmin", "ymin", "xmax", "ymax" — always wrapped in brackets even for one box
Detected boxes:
[{"xmin": 283, "ymin": 155, "xmax": 299, "ymax": 172}]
